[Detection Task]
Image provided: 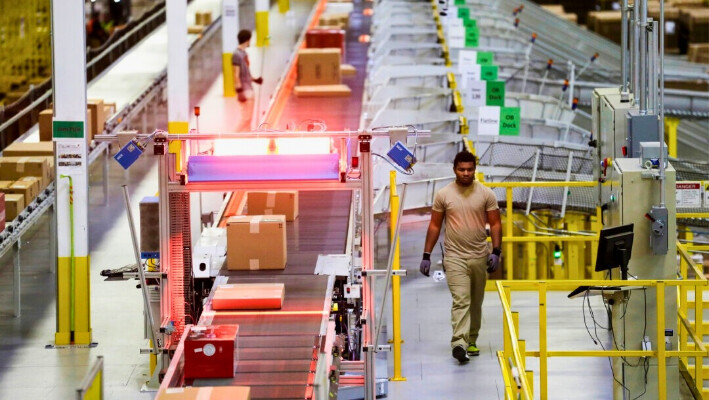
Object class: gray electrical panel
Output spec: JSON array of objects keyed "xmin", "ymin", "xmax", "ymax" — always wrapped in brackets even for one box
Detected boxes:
[{"xmin": 626, "ymin": 110, "xmax": 660, "ymax": 158}]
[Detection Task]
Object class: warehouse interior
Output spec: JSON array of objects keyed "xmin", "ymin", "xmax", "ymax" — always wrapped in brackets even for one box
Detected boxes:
[{"xmin": 0, "ymin": 0, "xmax": 708, "ymax": 399}]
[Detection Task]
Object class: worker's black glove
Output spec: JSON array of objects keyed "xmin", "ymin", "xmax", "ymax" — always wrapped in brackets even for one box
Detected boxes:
[
  {"xmin": 420, "ymin": 252, "xmax": 431, "ymax": 276},
  {"xmin": 487, "ymin": 247, "xmax": 501, "ymax": 273},
  {"xmin": 237, "ymin": 88, "xmax": 247, "ymax": 102},
  {"xmin": 252, "ymin": 77, "xmax": 263, "ymax": 85}
]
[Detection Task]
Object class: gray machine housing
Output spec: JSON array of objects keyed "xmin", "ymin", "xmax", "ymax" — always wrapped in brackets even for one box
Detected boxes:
[{"xmin": 606, "ymin": 158, "xmax": 678, "ymax": 399}]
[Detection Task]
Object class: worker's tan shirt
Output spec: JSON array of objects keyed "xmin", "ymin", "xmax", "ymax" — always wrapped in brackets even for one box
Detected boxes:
[{"xmin": 432, "ymin": 181, "xmax": 499, "ymax": 259}]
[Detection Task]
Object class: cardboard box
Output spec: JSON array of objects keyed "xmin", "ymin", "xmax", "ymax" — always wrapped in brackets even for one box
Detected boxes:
[
  {"xmin": 227, "ymin": 215, "xmax": 287, "ymax": 270},
  {"xmin": 0, "ymin": 157, "xmax": 50, "ymax": 183},
  {"xmin": 306, "ymin": 29, "xmax": 346, "ymax": 56},
  {"xmin": 293, "ymin": 84, "xmax": 352, "ymax": 97},
  {"xmin": 5, "ymin": 180, "xmax": 38, "ymax": 204},
  {"xmin": 593, "ymin": 11, "xmax": 622, "ymax": 43},
  {"xmin": 341, "ymin": 64, "xmax": 356, "ymax": 76},
  {"xmin": 680, "ymin": 8, "xmax": 709, "ymax": 44},
  {"xmin": 212, "ymin": 283, "xmax": 285, "ymax": 310},
  {"xmin": 184, "ymin": 325, "xmax": 238, "ymax": 379},
  {"xmin": 4, "ymin": 194, "xmax": 24, "ymax": 221},
  {"xmin": 195, "ymin": 11, "xmax": 213, "ymax": 26},
  {"xmin": 0, "ymin": 181, "xmax": 14, "ymax": 191},
  {"xmin": 188, "ymin": 25, "xmax": 204, "ymax": 34},
  {"xmin": 688, "ymin": 43, "xmax": 709, "ymax": 63},
  {"xmin": 87, "ymin": 98, "xmax": 105, "ymax": 138},
  {"xmin": 39, "ymin": 109, "xmax": 53, "ymax": 142},
  {"xmin": 156, "ymin": 386, "xmax": 250, "ymax": 400},
  {"xmin": 2, "ymin": 141, "xmax": 54, "ymax": 157},
  {"xmin": 247, "ymin": 191, "xmax": 298, "ymax": 221},
  {"xmin": 0, "ymin": 193, "xmax": 5, "ymax": 232},
  {"xmin": 297, "ymin": 48, "xmax": 342, "ymax": 86},
  {"xmin": 19, "ymin": 176, "xmax": 45, "ymax": 192}
]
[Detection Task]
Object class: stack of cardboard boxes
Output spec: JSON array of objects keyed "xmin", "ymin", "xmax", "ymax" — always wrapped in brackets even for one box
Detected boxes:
[
  {"xmin": 0, "ymin": 141, "xmax": 55, "ymax": 223},
  {"xmin": 295, "ymin": 2, "xmax": 354, "ymax": 97}
]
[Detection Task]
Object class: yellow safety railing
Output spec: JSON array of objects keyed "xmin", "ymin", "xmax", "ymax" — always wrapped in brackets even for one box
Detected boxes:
[
  {"xmin": 496, "ymin": 279, "xmax": 709, "ymax": 400},
  {"xmin": 677, "ymin": 239, "xmax": 708, "ymax": 398},
  {"xmin": 389, "ymin": 171, "xmax": 406, "ymax": 381},
  {"xmin": 483, "ymin": 181, "xmax": 600, "ymax": 287},
  {"xmin": 497, "ymin": 279, "xmax": 709, "ymax": 400},
  {"xmin": 76, "ymin": 356, "xmax": 104, "ymax": 400}
]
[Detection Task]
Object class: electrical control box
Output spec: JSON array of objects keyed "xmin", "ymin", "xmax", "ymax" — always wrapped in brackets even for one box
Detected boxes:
[
  {"xmin": 607, "ymin": 158, "xmax": 678, "ymax": 400},
  {"xmin": 592, "ymin": 88, "xmax": 636, "ymax": 206},
  {"xmin": 626, "ymin": 110, "xmax": 659, "ymax": 158}
]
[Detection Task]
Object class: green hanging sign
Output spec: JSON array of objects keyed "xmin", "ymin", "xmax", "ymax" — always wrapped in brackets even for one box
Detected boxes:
[
  {"xmin": 465, "ymin": 26, "xmax": 479, "ymax": 48},
  {"xmin": 463, "ymin": 18, "xmax": 477, "ymax": 29},
  {"xmin": 457, "ymin": 7, "xmax": 470, "ymax": 19},
  {"xmin": 500, "ymin": 107, "xmax": 521, "ymax": 135},
  {"xmin": 481, "ymin": 65, "xmax": 499, "ymax": 81},
  {"xmin": 485, "ymin": 81, "xmax": 505, "ymax": 106},
  {"xmin": 454, "ymin": 0, "xmax": 465, "ymax": 5},
  {"xmin": 476, "ymin": 51, "xmax": 494, "ymax": 65}
]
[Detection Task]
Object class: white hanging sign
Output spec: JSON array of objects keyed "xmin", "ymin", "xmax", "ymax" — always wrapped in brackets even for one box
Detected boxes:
[{"xmin": 477, "ymin": 106, "xmax": 501, "ymax": 135}]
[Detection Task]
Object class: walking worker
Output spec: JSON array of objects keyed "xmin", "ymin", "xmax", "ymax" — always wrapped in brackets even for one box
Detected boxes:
[
  {"xmin": 232, "ymin": 30, "xmax": 263, "ymax": 131},
  {"xmin": 419, "ymin": 150, "xmax": 502, "ymax": 363}
]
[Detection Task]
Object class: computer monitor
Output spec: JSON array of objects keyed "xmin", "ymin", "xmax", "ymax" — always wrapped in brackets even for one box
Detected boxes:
[{"xmin": 595, "ymin": 223, "xmax": 634, "ymax": 280}]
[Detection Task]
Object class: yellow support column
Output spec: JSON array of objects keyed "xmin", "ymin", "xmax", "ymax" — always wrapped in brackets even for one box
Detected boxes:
[
  {"xmin": 505, "ymin": 188, "xmax": 514, "ymax": 281},
  {"xmin": 657, "ymin": 282, "xmax": 667, "ymax": 400},
  {"xmin": 278, "ymin": 0, "xmax": 290, "ymax": 13},
  {"xmin": 664, "ymin": 117, "xmax": 680, "ymax": 158},
  {"xmin": 567, "ymin": 217, "xmax": 581, "ymax": 280},
  {"xmin": 525, "ymin": 217, "xmax": 537, "ymax": 280},
  {"xmin": 221, "ymin": 0, "xmax": 238, "ymax": 97},
  {"xmin": 389, "ymin": 171, "xmax": 406, "ymax": 381},
  {"xmin": 694, "ymin": 280, "xmax": 703, "ymax": 394},
  {"xmin": 539, "ymin": 282, "xmax": 548, "ymax": 400},
  {"xmin": 590, "ymin": 207, "xmax": 603, "ymax": 280}
]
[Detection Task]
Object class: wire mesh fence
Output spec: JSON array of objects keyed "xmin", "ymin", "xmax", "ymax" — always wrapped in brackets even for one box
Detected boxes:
[{"xmin": 478, "ymin": 142, "xmax": 597, "ymax": 214}]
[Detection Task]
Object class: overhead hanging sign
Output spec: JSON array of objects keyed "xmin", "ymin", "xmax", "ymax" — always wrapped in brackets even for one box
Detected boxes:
[
  {"xmin": 457, "ymin": 50, "xmax": 495, "ymax": 70},
  {"xmin": 477, "ymin": 106, "xmax": 521, "ymax": 136},
  {"xmin": 460, "ymin": 64, "xmax": 481, "ymax": 89},
  {"xmin": 464, "ymin": 80, "xmax": 486, "ymax": 107},
  {"xmin": 485, "ymin": 80, "xmax": 505, "ymax": 106},
  {"xmin": 448, "ymin": 25, "xmax": 466, "ymax": 48}
]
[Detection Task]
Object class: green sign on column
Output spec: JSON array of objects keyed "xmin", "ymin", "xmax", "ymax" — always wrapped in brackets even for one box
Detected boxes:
[
  {"xmin": 485, "ymin": 81, "xmax": 505, "ymax": 106},
  {"xmin": 454, "ymin": 0, "xmax": 465, "ymax": 5},
  {"xmin": 481, "ymin": 65, "xmax": 498, "ymax": 81},
  {"xmin": 465, "ymin": 26, "xmax": 479, "ymax": 47},
  {"xmin": 500, "ymin": 107, "xmax": 521, "ymax": 135},
  {"xmin": 53, "ymin": 120, "xmax": 84, "ymax": 139},
  {"xmin": 457, "ymin": 7, "xmax": 470, "ymax": 19},
  {"xmin": 476, "ymin": 51, "xmax": 494, "ymax": 65},
  {"xmin": 463, "ymin": 18, "xmax": 477, "ymax": 29}
]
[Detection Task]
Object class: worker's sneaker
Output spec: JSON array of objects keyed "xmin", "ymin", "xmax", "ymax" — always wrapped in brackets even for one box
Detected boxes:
[
  {"xmin": 467, "ymin": 343, "xmax": 480, "ymax": 356},
  {"xmin": 452, "ymin": 345, "xmax": 470, "ymax": 363}
]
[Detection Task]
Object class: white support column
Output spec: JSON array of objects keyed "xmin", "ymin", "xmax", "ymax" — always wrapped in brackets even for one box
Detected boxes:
[
  {"xmin": 51, "ymin": 0, "xmax": 91, "ymax": 345},
  {"xmin": 255, "ymin": 0, "xmax": 270, "ymax": 47},
  {"xmin": 167, "ymin": 0, "xmax": 201, "ymax": 248},
  {"xmin": 222, "ymin": 0, "xmax": 239, "ymax": 97},
  {"xmin": 167, "ymin": 0, "xmax": 190, "ymax": 136}
]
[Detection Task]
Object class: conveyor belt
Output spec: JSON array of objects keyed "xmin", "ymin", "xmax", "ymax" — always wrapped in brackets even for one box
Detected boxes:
[{"xmin": 194, "ymin": 191, "xmax": 351, "ymax": 400}]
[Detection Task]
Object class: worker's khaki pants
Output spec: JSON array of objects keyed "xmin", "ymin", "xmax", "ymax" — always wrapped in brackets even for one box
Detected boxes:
[{"xmin": 444, "ymin": 256, "xmax": 488, "ymax": 349}]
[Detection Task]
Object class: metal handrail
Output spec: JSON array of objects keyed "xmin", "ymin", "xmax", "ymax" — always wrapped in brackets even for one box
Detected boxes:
[
  {"xmin": 76, "ymin": 356, "xmax": 104, "ymax": 399},
  {"xmin": 497, "ymin": 281, "xmax": 534, "ymax": 400}
]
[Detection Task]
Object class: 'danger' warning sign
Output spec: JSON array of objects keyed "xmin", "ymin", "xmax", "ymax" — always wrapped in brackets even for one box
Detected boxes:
[{"xmin": 676, "ymin": 182, "xmax": 702, "ymax": 208}]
